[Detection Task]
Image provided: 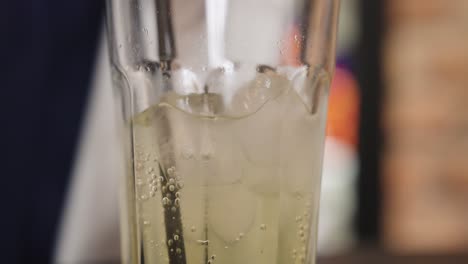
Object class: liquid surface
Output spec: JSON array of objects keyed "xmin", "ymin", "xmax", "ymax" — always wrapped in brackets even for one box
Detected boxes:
[{"xmin": 130, "ymin": 69, "xmax": 327, "ymax": 264}]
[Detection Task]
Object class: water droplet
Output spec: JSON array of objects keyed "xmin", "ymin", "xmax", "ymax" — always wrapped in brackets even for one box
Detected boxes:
[
  {"xmin": 177, "ymin": 181, "xmax": 184, "ymax": 189},
  {"xmin": 143, "ymin": 220, "xmax": 150, "ymax": 225},
  {"xmin": 162, "ymin": 197, "xmax": 170, "ymax": 205},
  {"xmin": 176, "ymin": 248, "xmax": 182, "ymax": 254},
  {"xmin": 239, "ymin": 232, "xmax": 244, "ymax": 238},
  {"xmin": 162, "ymin": 186, "xmax": 167, "ymax": 193},
  {"xmin": 191, "ymin": 226, "xmax": 196, "ymax": 232},
  {"xmin": 260, "ymin": 224, "xmax": 267, "ymax": 231},
  {"xmin": 174, "ymin": 234, "xmax": 179, "ymax": 241},
  {"xmin": 167, "ymin": 239, "xmax": 173, "ymax": 246},
  {"xmin": 171, "ymin": 206, "xmax": 177, "ymax": 213},
  {"xmin": 151, "ymin": 186, "xmax": 158, "ymax": 192},
  {"xmin": 168, "ymin": 185, "xmax": 175, "ymax": 192},
  {"xmin": 168, "ymin": 178, "xmax": 175, "ymax": 184},
  {"xmin": 158, "ymin": 176, "xmax": 165, "ymax": 182},
  {"xmin": 174, "ymin": 198, "xmax": 180, "ymax": 206},
  {"xmin": 175, "ymin": 192, "xmax": 181, "ymax": 198},
  {"xmin": 197, "ymin": 240, "xmax": 209, "ymax": 245},
  {"xmin": 166, "ymin": 193, "xmax": 172, "ymax": 198},
  {"xmin": 149, "ymin": 191, "xmax": 155, "ymax": 197}
]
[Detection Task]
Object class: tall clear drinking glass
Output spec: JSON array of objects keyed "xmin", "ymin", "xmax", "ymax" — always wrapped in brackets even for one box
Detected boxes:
[{"xmin": 106, "ymin": 1, "xmax": 340, "ymax": 263}]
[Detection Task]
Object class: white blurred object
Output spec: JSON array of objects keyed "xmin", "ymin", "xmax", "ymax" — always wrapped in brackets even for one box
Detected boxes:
[
  {"xmin": 54, "ymin": 38, "xmax": 122, "ymax": 263},
  {"xmin": 318, "ymin": 137, "xmax": 358, "ymax": 255}
]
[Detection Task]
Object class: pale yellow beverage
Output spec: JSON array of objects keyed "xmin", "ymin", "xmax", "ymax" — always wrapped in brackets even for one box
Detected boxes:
[{"xmin": 129, "ymin": 69, "xmax": 327, "ymax": 264}]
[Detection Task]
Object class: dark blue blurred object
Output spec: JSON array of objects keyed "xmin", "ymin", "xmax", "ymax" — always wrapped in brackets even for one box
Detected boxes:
[{"xmin": 0, "ymin": 1, "xmax": 103, "ymax": 263}]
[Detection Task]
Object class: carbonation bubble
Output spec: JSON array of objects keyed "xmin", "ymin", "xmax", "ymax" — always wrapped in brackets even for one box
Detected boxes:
[
  {"xmin": 167, "ymin": 167, "xmax": 175, "ymax": 175},
  {"xmin": 168, "ymin": 185, "xmax": 175, "ymax": 192},
  {"xmin": 197, "ymin": 240, "xmax": 209, "ymax": 245}
]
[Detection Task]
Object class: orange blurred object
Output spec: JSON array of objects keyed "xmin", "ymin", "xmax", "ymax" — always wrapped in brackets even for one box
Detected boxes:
[{"xmin": 326, "ymin": 68, "xmax": 360, "ymax": 148}]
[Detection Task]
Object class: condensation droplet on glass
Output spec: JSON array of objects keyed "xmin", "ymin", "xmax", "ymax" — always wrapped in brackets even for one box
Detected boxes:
[
  {"xmin": 162, "ymin": 197, "xmax": 170, "ymax": 205},
  {"xmin": 174, "ymin": 234, "xmax": 179, "ymax": 241},
  {"xmin": 167, "ymin": 239, "xmax": 173, "ymax": 246},
  {"xmin": 190, "ymin": 226, "xmax": 196, "ymax": 232}
]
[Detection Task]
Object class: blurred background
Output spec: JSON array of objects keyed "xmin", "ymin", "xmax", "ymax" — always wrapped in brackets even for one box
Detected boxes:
[
  {"xmin": 1, "ymin": 0, "xmax": 468, "ymax": 263},
  {"xmin": 320, "ymin": 0, "xmax": 468, "ymax": 259}
]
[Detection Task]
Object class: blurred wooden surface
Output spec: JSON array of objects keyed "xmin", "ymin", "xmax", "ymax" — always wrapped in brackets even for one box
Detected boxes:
[{"xmin": 383, "ymin": 0, "xmax": 468, "ymax": 253}]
